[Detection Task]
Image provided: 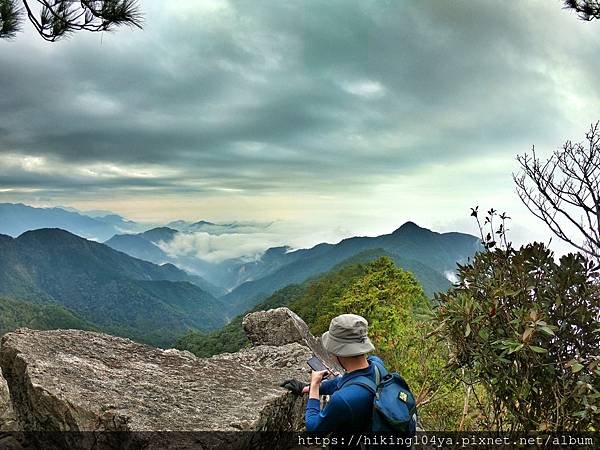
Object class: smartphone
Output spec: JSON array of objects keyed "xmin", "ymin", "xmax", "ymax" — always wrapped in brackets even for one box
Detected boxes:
[{"xmin": 307, "ymin": 355, "xmax": 329, "ymax": 372}]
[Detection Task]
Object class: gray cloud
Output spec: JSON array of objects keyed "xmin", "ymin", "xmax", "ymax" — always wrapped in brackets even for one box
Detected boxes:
[{"xmin": 1, "ymin": 0, "xmax": 599, "ymax": 228}]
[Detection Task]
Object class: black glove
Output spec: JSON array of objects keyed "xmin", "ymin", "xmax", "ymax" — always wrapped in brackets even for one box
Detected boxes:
[{"xmin": 279, "ymin": 379, "xmax": 308, "ymax": 395}]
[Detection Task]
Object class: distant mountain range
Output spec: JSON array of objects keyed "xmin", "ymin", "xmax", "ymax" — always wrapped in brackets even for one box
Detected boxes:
[
  {"xmin": 0, "ymin": 203, "xmax": 482, "ymax": 345},
  {"xmin": 0, "ymin": 204, "xmax": 271, "ymax": 290},
  {"xmin": 103, "ymin": 221, "xmax": 480, "ymax": 306},
  {"xmin": 0, "ymin": 203, "xmax": 144, "ymax": 241},
  {"xmin": 103, "ymin": 228, "xmax": 296, "ymax": 293},
  {"xmin": 220, "ymin": 222, "xmax": 480, "ymax": 314},
  {"xmin": 0, "ymin": 229, "xmax": 227, "ymax": 346},
  {"xmin": 166, "ymin": 219, "xmax": 273, "ymax": 235},
  {"xmin": 104, "ymin": 228, "xmax": 231, "ymax": 296}
]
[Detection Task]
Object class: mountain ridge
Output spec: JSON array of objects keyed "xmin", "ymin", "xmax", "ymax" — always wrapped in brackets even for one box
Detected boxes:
[
  {"xmin": 0, "ymin": 203, "xmax": 142, "ymax": 241},
  {"xmin": 104, "ymin": 220, "xmax": 480, "ymax": 308},
  {"xmin": 0, "ymin": 229, "xmax": 228, "ymax": 346},
  {"xmin": 222, "ymin": 222, "xmax": 479, "ymax": 314}
]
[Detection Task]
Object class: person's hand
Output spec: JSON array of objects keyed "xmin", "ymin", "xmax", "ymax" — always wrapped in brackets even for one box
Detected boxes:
[
  {"xmin": 279, "ymin": 379, "xmax": 308, "ymax": 395},
  {"xmin": 308, "ymin": 370, "xmax": 328, "ymax": 400},
  {"xmin": 310, "ymin": 370, "xmax": 328, "ymax": 387}
]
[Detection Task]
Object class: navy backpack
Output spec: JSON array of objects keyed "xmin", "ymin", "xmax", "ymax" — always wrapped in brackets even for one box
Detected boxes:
[{"xmin": 341, "ymin": 361, "xmax": 418, "ymax": 436}]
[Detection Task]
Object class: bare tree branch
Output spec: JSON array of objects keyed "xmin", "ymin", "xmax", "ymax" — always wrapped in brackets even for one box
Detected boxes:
[{"xmin": 514, "ymin": 122, "xmax": 600, "ymax": 262}]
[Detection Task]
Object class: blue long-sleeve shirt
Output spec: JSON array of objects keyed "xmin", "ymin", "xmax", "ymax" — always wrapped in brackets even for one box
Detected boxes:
[{"xmin": 305, "ymin": 355, "xmax": 384, "ymax": 433}]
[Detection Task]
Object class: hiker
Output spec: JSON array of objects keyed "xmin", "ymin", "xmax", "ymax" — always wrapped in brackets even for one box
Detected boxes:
[{"xmin": 280, "ymin": 313, "xmax": 417, "ymax": 435}]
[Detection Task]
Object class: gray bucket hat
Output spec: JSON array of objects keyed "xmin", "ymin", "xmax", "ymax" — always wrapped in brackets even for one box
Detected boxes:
[{"xmin": 321, "ymin": 314, "xmax": 375, "ymax": 357}]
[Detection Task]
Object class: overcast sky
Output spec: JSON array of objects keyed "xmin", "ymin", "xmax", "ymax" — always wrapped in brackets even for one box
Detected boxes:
[{"xmin": 1, "ymin": 0, "xmax": 599, "ymax": 251}]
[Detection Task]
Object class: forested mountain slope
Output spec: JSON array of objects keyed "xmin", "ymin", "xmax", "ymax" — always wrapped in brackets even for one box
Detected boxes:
[{"xmin": 0, "ymin": 229, "xmax": 228, "ymax": 346}]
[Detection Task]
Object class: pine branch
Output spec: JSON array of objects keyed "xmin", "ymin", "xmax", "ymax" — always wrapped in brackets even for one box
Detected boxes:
[
  {"xmin": 564, "ymin": 0, "xmax": 600, "ymax": 21},
  {"xmin": 2, "ymin": 0, "xmax": 142, "ymax": 41},
  {"xmin": 0, "ymin": 0, "xmax": 23, "ymax": 38}
]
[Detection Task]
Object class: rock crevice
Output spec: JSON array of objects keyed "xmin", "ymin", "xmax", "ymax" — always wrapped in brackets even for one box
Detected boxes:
[{"xmin": 0, "ymin": 370, "xmax": 16, "ymax": 431}]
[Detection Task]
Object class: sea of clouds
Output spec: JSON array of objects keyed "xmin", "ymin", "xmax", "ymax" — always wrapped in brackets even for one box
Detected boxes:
[{"xmin": 157, "ymin": 221, "xmax": 352, "ymax": 263}]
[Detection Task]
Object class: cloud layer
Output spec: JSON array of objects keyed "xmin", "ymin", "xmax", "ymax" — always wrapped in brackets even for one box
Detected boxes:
[
  {"xmin": 1, "ymin": 0, "xmax": 599, "ymax": 249},
  {"xmin": 159, "ymin": 220, "xmax": 352, "ymax": 263}
]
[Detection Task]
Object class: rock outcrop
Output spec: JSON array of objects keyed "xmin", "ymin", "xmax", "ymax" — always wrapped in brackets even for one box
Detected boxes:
[
  {"xmin": 243, "ymin": 308, "xmax": 307, "ymax": 346},
  {"xmin": 243, "ymin": 307, "xmax": 343, "ymax": 374},
  {"xmin": 0, "ymin": 307, "xmax": 330, "ymax": 448}
]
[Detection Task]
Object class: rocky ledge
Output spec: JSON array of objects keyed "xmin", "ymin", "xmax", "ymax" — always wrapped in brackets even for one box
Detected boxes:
[{"xmin": 0, "ymin": 307, "xmax": 321, "ymax": 449}]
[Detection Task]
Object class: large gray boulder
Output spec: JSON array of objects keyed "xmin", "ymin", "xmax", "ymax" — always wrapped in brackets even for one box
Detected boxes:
[
  {"xmin": 0, "ymin": 328, "xmax": 311, "ymax": 449},
  {"xmin": 243, "ymin": 307, "xmax": 307, "ymax": 346},
  {"xmin": 243, "ymin": 307, "xmax": 343, "ymax": 374}
]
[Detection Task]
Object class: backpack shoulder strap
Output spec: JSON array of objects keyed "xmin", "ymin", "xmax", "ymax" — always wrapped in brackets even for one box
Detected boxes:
[
  {"xmin": 370, "ymin": 358, "xmax": 389, "ymax": 379},
  {"xmin": 341, "ymin": 375, "xmax": 377, "ymax": 395},
  {"xmin": 339, "ymin": 360, "xmax": 384, "ymax": 394}
]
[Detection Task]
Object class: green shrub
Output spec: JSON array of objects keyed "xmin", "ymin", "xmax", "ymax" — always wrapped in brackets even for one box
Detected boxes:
[{"xmin": 434, "ymin": 240, "xmax": 600, "ymax": 431}]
